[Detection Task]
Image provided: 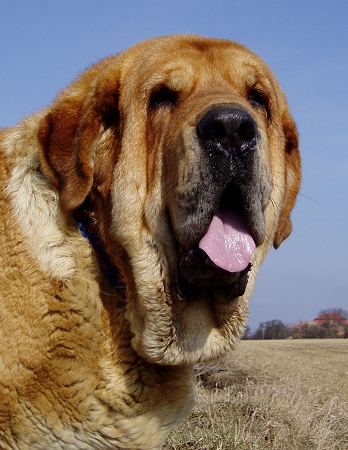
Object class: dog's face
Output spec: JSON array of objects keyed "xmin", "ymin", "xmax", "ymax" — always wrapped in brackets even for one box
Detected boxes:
[{"xmin": 38, "ymin": 36, "xmax": 300, "ymax": 365}]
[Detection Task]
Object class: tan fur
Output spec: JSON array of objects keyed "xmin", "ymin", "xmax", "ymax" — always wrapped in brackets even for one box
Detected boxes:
[{"xmin": 0, "ymin": 35, "xmax": 300, "ymax": 449}]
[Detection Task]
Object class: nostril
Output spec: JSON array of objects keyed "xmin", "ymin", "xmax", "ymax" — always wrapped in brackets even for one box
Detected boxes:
[
  {"xmin": 237, "ymin": 120, "xmax": 256, "ymax": 142},
  {"xmin": 206, "ymin": 120, "xmax": 226, "ymax": 141},
  {"xmin": 197, "ymin": 117, "xmax": 226, "ymax": 141}
]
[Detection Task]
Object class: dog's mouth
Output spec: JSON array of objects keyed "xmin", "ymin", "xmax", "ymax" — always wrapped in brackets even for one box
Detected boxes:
[{"xmin": 174, "ymin": 183, "xmax": 258, "ymax": 301}]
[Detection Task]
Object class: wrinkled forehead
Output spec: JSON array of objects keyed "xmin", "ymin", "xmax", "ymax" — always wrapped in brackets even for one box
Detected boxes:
[{"xmin": 119, "ymin": 36, "xmax": 274, "ymax": 96}]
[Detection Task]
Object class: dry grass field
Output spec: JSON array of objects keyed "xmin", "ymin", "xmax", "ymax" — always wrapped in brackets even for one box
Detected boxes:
[{"xmin": 164, "ymin": 339, "xmax": 348, "ymax": 450}]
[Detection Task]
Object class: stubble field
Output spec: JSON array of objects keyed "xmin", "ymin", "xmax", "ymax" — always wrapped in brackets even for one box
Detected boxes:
[{"xmin": 164, "ymin": 339, "xmax": 348, "ymax": 450}]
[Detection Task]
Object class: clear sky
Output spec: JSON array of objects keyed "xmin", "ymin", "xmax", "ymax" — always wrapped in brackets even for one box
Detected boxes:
[{"xmin": 1, "ymin": 1, "xmax": 347, "ymax": 330}]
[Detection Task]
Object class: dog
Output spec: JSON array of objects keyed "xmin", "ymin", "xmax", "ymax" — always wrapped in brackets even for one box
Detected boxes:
[{"xmin": 0, "ymin": 35, "xmax": 301, "ymax": 449}]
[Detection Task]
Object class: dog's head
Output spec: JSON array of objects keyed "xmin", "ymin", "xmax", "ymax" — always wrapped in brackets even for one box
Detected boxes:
[{"xmin": 38, "ymin": 35, "xmax": 300, "ymax": 365}]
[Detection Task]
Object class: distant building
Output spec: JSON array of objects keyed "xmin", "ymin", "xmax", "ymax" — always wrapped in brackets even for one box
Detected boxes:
[
  {"xmin": 311, "ymin": 312, "xmax": 348, "ymax": 327},
  {"xmin": 286, "ymin": 311, "xmax": 348, "ymax": 339}
]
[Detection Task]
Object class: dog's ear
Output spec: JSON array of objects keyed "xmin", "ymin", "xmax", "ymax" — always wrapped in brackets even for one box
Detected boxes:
[
  {"xmin": 38, "ymin": 64, "xmax": 120, "ymax": 212},
  {"xmin": 273, "ymin": 104, "xmax": 301, "ymax": 249}
]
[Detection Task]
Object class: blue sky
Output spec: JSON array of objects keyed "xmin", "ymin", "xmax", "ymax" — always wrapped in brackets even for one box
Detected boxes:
[{"xmin": 1, "ymin": 1, "xmax": 347, "ymax": 329}]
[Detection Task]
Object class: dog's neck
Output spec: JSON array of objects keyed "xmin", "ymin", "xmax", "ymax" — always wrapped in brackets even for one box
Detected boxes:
[{"xmin": 73, "ymin": 201, "xmax": 195, "ymax": 447}]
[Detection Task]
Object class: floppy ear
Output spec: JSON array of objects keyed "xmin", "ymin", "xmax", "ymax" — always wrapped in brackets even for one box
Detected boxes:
[
  {"xmin": 273, "ymin": 106, "xmax": 301, "ymax": 249},
  {"xmin": 38, "ymin": 65, "xmax": 120, "ymax": 212}
]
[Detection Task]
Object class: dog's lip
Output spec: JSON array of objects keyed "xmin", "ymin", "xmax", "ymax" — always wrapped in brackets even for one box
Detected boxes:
[{"xmin": 174, "ymin": 249, "xmax": 252, "ymax": 302}]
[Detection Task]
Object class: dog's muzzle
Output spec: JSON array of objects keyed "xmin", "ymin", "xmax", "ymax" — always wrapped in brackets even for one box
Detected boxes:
[{"xmin": 170, "ymin": 103, "xmax": 268, "ymax": 302}]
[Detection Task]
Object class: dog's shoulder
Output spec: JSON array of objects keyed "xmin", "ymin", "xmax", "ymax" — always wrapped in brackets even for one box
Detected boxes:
[{"xmin": 0, "ymin": 122, "xmax": 106, "ymax": 446}]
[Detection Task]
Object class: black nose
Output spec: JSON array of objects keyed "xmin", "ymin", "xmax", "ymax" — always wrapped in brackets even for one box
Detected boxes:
[{"xmin": 197, "ymin": 106, "xmax": 257, "ymax": 155}]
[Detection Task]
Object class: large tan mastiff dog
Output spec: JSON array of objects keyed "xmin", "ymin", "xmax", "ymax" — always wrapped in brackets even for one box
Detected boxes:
[{"xmin": 0, "ymin": 35, "xmax": 301, "ymax": 449}]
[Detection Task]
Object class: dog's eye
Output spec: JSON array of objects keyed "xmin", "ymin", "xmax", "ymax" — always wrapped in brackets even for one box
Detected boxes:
[
  {"xmin": 149, "ymin": 85, "xmax": 178, "ymax": 109},
  {"xmin": 247, "ymin": 88, "xmax": 268, "ymax": 111}
]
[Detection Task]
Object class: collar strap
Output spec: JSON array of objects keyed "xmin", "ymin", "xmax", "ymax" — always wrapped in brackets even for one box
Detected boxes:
[{"xmin": 77, "ymin": 219, "xmax": 126, "ymax": 297}]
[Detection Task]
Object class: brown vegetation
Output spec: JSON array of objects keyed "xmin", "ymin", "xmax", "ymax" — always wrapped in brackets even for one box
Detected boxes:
[{"xmin": 165, "ymin": 339, "xmax": 348, "ymax": 450}]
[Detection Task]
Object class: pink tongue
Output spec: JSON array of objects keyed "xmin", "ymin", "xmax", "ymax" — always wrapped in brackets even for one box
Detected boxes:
[{"xmin": 199, "ymin": 208, "xmax": 255, "ymax": 272}]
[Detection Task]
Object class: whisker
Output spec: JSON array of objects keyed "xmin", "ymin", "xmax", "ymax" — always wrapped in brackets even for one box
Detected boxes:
[
  {"xmin": 271, "ymin": 182, "xmax": 320, "ymax": 205},
  {"xmin": 152, "ymin": 179, "xmax": 178, "ymax": 199},
  {"xmin": 269, "ymin": 196, "xmax": 281, "ymax": 215}
]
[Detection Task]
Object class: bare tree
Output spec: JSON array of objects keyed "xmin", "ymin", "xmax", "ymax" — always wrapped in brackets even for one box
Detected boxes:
[{"xmin": 253, "ymin": 320, "xmax": 289, "ymax": 340}]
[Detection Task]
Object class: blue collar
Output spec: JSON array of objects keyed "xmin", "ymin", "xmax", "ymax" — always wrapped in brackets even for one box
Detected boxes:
[{"xmin": 78, "ymin": 220, "xmax": 126, "ymax": 296}]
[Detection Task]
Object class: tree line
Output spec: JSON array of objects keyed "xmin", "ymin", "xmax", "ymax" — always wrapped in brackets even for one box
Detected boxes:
[{"xmin": 244, "ymin": 308, "xmax": 348, "ymax": 339}]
